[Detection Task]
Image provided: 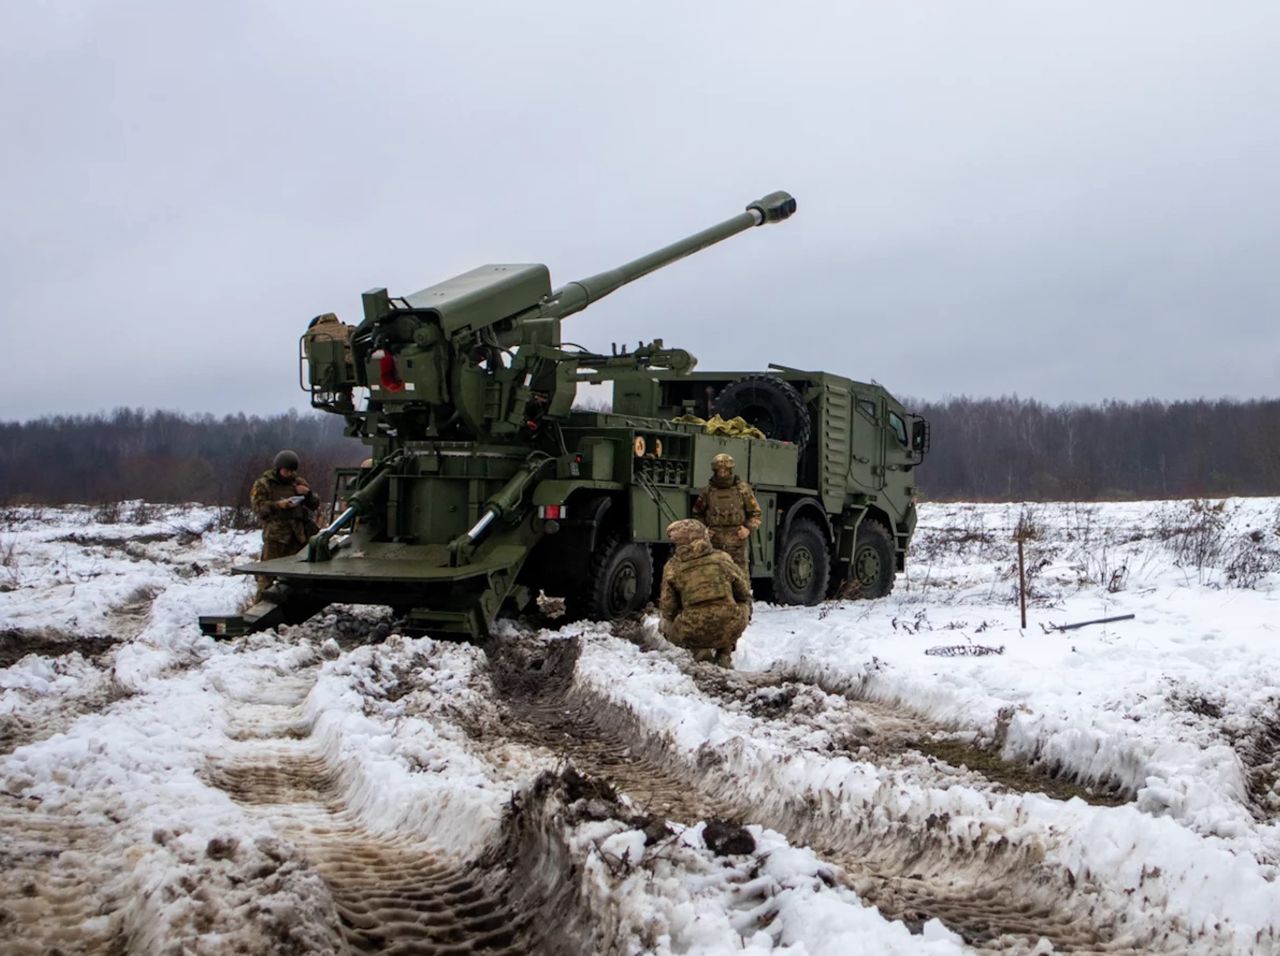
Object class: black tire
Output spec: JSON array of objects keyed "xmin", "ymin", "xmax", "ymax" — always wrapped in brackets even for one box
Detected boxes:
[
  {"xmin": 771, "ymin": 517, "xmax": 830, "ymax": 605},
  {"xmin": 849, "ymin": 520, "xmax": 895, "ymax": 599},
  {"xmin": 713, "ymin": 376, "xmax": 812, "ymax": 453},
  {"xmin": 583, "ymin": 534, "xmax": 653, "ymax": 620}
]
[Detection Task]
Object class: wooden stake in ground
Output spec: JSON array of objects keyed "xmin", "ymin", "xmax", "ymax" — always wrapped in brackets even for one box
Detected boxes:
[{"xmin": 1017, "ymin": 536, "xmax": 1027, "ymax": 629}]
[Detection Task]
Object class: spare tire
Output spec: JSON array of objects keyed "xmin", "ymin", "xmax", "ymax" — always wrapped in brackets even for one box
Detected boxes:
[{"xmin": 713, "ymin": 375, "xmax": 811, "ymax": 453}]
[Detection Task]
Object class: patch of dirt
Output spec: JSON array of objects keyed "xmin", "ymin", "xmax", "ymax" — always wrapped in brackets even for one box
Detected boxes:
[
  {"xmin": 913, "ymin": 737, "xmax": 1130, "ymax": 807},
  {"xmin": 1169, "ymin": 688, "xmax": 1225, "ymax": 720},
  {"xmin": 280, "ymin": 607, "xmax": 396, "ymax": 653},
  {"xmin": 0, "ymin": 628, "xmax": 120, "ymax": 668},
  {"xmin": 1225, "ymin": 702, "xmax": 1280, "ymax": 819},
  {"xmin": 702, "ymin": 819, "xmax": 756, "ymax": 856},
  {"xmin": 56, "ymin": 531, "xmax": 172, "ymax": 547}
]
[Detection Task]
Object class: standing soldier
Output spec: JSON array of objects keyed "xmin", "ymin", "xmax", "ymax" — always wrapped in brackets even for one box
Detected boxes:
[
  {"xmin": 659, "ymin": 519, "xmax": 752, "ymax": 667},
  {"xmin": 692, "ymin": 452, "xmax": 762, "ymax": 577},
  {"xmin": 249, "ymin": 450, "xmax": 321, "ymax": 600}
]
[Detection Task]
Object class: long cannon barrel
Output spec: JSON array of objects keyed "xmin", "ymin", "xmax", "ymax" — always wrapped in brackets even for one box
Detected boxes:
[{"xmin": 538, "ymin": 191, "xmax": 796, "ymax": 321}]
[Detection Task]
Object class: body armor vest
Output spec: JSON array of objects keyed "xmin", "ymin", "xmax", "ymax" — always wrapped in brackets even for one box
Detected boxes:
[{"xmin": 704, "ymin": 482, "xmax": 746, "ymax": 529}]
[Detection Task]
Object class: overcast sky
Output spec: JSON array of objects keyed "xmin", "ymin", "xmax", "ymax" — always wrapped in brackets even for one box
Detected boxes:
[{"xmin": 3, "ymin": 1, "xmax": 1278, "ymax": 420}]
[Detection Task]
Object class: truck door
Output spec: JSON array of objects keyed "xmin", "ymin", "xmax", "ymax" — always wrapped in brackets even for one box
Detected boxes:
[
  {"xmin": 881, "ymin": 406, "xmax": 915, "ymax": 522},
  {"xmin": 850, "ymin": 393, "xmax": 884, "ymax": 494}
]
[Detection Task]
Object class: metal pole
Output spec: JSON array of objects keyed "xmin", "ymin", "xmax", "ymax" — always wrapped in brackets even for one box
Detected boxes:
[{"xmin": 1018, "ymin": 536, "xmax": 1027, "ymax": 629}]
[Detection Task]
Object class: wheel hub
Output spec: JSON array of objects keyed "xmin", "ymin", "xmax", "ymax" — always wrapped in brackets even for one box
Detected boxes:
[
  {"xmin": 611, "ymin": 563, "xmax": 638, "ymax": 608},
  {"xmin": 787, "ymin": 547, "xmax": 815, "ymax": 589},
  {"xmin": 855, "ymin": 546, "xmax": 881, "ymax": 585}
]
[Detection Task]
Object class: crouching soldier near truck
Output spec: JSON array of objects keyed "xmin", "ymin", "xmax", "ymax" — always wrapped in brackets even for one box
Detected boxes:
[
  {"xmin": 659, "ymin": 519, "xmax": 752, "ymax": 668},
  {"xmin": 249, "ymin": 449, "xmax": 320, "ymax": 599},
  {"xmin": 692, "ymin": 452, "xmax": 762, "ymax": 578}
]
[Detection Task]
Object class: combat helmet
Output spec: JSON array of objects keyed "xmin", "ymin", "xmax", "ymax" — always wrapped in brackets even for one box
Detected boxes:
[
  {"xmin": 273, "ymin": 449, "xmax": 300, "ymax": 472},
  {"xmin": 666, "ymin": 519, "xmax": 709, "ymax": 545},
  {"xmin": 711, "ymin": 453, "xmax": 735, "ymax": 470}
]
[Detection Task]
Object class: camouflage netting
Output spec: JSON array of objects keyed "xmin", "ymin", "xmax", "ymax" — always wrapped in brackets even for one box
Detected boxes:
[{"xmin": 671, "ymin": 414, "xmax": 767, "ymax": 441}]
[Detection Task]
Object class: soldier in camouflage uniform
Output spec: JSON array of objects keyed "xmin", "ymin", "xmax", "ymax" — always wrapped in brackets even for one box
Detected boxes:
[
  {"xmin": 692, "ymin": 453, "xmax": 762, "ymax": 577},
  {"xmin": 249, "ymin": 450, "xmax": 321, "ymax": 599},
  {"xmin": 659, "ymin": 519, "xmax": 752, "ymax": 667}
]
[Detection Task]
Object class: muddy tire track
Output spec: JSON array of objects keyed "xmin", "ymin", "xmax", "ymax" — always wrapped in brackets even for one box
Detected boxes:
[
  {"xmin": 206, "ymin": 669, "xmax": 543, "ymax": 955},
  {"xmin": 689, "ymin": 654, "xmax": 1130, "ymax": 807},
  {"xmin": 0, "ymin": 795, "xmax": 130, "ymax": 955},
  {"xmin": 487, "ymin": 635, "xmax": 739, "ymax": 825},
  {"xmin": 487, "ymin": 629, "xmax": 1180, "ymax": 954},
  {"xmin": 619, "ymin": 618, "xmax": 1132, "ymax": 806}
]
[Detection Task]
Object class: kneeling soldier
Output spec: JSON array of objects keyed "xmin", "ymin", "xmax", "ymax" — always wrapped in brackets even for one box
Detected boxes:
[{"xmin": 659, "ymin": 519, "xmax": 752, "ymax": 668}]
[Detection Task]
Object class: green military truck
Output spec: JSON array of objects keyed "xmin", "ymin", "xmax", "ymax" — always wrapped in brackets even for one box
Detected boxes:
[{"xmin": 199, "ymin": 191, "xmax": 929, "ymax": 639}]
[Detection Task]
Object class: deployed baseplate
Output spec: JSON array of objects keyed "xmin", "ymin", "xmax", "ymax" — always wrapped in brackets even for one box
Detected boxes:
[{"xmin": 198, "ymin": 592, "xmax": 324, "ymax": 639}]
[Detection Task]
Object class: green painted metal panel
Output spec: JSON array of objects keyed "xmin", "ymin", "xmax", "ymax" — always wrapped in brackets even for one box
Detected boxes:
[
  {"xmin": 749, "ymin": 492, "xmax": 777, "ymax": 574},
  {"xmin": 402, "ymin": 264, "xmax": 551, "ymax": 336},
  {"xmin": 629, "ymin": 487, "xmax": 672, "ymax": 542},
  {"xmin": 821, "ymin": 382, "xmax": 851, "ymax": 510},
  {"xmin": 532, "ymin": 479, "xmax": 624, "ymax": 506},
  {"xmin": 240, "ymin": 541, "xmax": 525, "ymax": 582},
  {"xmin": 691, "ymin": 433, "xmax": 749, "ymax": 482},
  {"xmin": 746, "ymin": 440, "xmax": 798, "ymax": 488}
]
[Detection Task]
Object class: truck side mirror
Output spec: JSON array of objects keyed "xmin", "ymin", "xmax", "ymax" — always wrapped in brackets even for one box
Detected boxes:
[{"xmin": 911, "ymin": 419, "xmax": 931, "ymax": 455}]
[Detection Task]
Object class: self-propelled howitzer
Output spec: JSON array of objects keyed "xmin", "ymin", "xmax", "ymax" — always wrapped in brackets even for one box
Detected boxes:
[{"xmin": 201, "ymin": 192, "xmax": 800, "ymax": 638}]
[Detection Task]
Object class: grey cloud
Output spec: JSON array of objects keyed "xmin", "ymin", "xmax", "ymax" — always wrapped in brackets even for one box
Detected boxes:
[{"xmin": 2, "ymin": 1, "xmax": 1278, "ymax": 418}]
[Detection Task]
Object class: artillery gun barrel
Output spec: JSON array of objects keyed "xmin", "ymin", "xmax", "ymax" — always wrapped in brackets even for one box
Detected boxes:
[{"xmin": 541, "ymin": 191, "xmax": 795, "ymax": 321}]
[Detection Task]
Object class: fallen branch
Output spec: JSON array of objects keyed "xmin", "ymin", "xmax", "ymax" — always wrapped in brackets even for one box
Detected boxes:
[{"xmin": 1045, "ymin": 613, "xmax": 1136, "ymax": 633}]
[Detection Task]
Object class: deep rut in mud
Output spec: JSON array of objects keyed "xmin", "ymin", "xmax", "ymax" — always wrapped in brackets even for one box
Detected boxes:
[
  {"xmin": 487, "ymin": 635, "xmax": 738, "ymax": 825},
  {"xmin": 206, "ymin": 673, "xmax": 539, "ymax": 954},
  {"xmin": 624, "ymin": 620, "xmax": 1131, "ymax": 807},
  {"xmin": 486, "ymin": 628, "xmax": 1168, "ymax": 954},
  {"xmin": 0, "ymin": 628, "xmax": 121, "ymax": 668}
]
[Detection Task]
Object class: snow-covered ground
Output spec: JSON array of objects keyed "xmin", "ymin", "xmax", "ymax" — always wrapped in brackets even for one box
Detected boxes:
[{"xmin": 1, "ymin": 498, "xmax": 1278, "ymax": 953}]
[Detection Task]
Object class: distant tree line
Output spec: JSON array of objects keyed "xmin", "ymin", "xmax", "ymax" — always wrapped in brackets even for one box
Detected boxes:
[
  {"xmin": 0, "ymin": 409, "xmax": 364, "ymax": 509},
  {"xmin": 912, "ymin": 396, "xmax": 1280, "ymax": 500},
  {"xmin": 1, "ymin": 398, "xmax": 1278, "ymax": 506}
]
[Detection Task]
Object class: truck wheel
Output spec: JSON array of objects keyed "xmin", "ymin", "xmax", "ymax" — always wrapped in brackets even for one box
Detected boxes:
[
  {"xmin": 772, "ymin": 518, "xmax": 830, "ymax": 605},
  {"xmin": 585, "ymin": 534, "xmax": 653, "ymax": 620},
  {"xmin": 713, "ymin": 375, "xmax": 812, "ymax": 453},
  {"xmin": 850, "ymin": 520, "xmax": 895, "ymax": 599}
]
